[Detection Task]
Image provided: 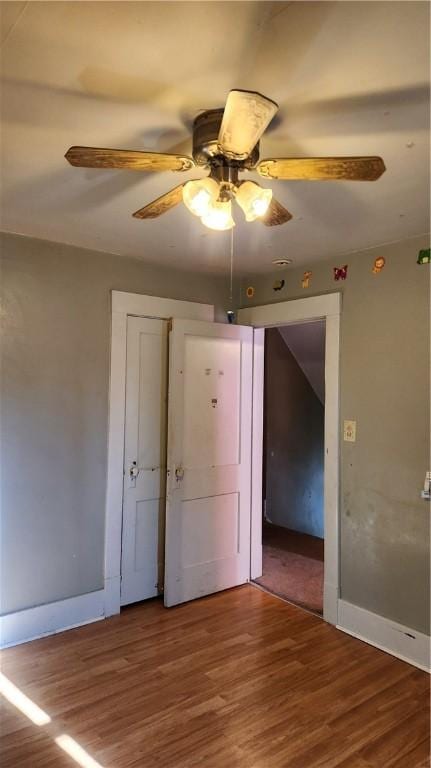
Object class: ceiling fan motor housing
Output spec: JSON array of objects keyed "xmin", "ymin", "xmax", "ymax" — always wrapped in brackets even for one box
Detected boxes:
[{"xmin": 192, "ymin": 109, "xmax": 260, "ymax": 169}]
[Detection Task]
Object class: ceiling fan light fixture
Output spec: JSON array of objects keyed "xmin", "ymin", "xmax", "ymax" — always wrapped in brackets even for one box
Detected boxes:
[
  {"xmin": 236, "ymin": 181, "xmax": 272, "ymax": 221},
  {"xmin": 65, "ymin": 92, "xmax": 384, "ymax": 233},
  {"xmin": 182, "ymin": 177, "xmax": 219, "ymax": 217},
  {"xmin": 201, "ymin": 200, "xmax": 235, "ymax": 231}
]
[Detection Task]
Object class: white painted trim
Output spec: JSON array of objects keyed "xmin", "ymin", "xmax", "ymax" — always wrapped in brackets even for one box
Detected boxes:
[
  {"xmin": 105, "ymin": 291, "xmax": 214, "ymax": 616},
  {"xmin": 238, "ymin": 292, "xmax": 340, "ymax": 327},
  {"xmin": 337, "ymin": 599, "xmax": 430, "ymax": 673},
  {"xmin": 0, "ymin": 590, "xmax": 104, "ymax": 649},
  {"xmin": 238, "ymin": 293, "xmax": 341, "ymax": 626},
  {"xmin": 105, "ymin": 310, "xmax": 127, "ymax": 589},
  {"xmin": 112, "ymin": 290, "xmax": 214, "ymax": 320},
  {"xmin": 323, "ymin": 312, "xmax": 340, "ymax": 626},
  {"xmin": 250, "ymin": 328, "xmax": 264, "ymax": 580}
]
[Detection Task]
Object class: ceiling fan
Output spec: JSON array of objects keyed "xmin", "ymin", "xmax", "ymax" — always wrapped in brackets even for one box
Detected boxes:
[{"xmin": 65, "ymin": 89, "xmax": 386, "ymax": 231}]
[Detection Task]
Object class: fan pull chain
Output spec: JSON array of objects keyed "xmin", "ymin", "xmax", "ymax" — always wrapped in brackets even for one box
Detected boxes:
[
  {"xmin": 226, "ymin": 227, "xmax": 235, "ymax": 324},
  {"xmin": 229, "ymin": 226, "xmax": 234, "ymax": 307}
]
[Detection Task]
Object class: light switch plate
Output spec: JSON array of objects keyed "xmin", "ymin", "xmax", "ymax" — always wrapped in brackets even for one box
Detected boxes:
[{"xmin": 344, "ymin": 420, "xmax": 356, "ymax": 442}]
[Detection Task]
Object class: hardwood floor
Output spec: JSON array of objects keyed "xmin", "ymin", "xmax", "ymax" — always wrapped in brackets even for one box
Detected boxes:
[{"xmin": 1, "ymin": 585, "xmax": 429, "ymax": 768}]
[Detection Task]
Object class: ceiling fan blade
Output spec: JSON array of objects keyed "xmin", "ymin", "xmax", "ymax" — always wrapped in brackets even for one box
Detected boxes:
[
  {"xmin": 65, "ymin": 146, "xmax": 194, "ymax": 172},
  {"xmin": 261, "ymin": 198, "xmax": 293, "ymax": 227},
  {"xmin": 257, "ymin": 156, "xmax": 385, "ymax": 181},
  {"xmin": 132, "ymin": 183, "xmax": 186, "ymax": 219},
  {"xmin": 218, "ymin": 90, "xmax": 278, "ymax": 160}
]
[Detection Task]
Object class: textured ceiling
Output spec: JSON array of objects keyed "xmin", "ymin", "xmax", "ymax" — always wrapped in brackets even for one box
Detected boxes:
[{"xmin": 0, "ymin": 1, "xmax": 429, "ymax": 274}]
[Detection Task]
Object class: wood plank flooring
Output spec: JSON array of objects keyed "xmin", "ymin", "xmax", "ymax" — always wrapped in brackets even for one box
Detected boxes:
[{"xmin": 1, "ymin": 585, "xmax": 429, "ymax": 768}]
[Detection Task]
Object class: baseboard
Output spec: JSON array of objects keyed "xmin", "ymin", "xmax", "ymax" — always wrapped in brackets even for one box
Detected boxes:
[
  {"xmin": 337, "ymin": 599, "xmax": 430, "ymax": 672},
  {"xmin": 0, "ymin": 590, "xmax": 105, "ymax": 649}
]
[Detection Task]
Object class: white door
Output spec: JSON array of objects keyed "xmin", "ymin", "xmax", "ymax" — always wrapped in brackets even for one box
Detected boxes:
[
  {"xmin": 164, "ymin": 319, "xmax": 253, "ymax": 607},
  {"xmin": 121, "ymin": 316, "xmax": 168, "ymax": 606}
]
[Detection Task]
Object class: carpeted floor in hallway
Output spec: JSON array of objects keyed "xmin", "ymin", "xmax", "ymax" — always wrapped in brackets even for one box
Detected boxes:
[{"xmin": 254, "ymin": 522, "xmax": 324, "ymax": 615}]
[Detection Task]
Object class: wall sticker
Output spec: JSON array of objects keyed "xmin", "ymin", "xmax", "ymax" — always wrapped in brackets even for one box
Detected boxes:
[
  {"xmin": 302, "ymin": 270, "xmax": 312, "ymax": 288},
  {"xmin": 417, "ymin": 248, "xmax": 431, "ymax": 265},
  {"xmin": 333, "ymin": 265, "xmax": 348, "ymax": 281},
  {"xmin": 246, "ymin": 286, "xmax": 255, "ymax": 299},
  {"xmin": 372, "ymin": 256, "xmax": 386, "ymax": 274}
]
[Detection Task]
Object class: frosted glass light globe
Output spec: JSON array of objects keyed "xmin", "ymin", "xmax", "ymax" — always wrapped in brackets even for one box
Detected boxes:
[
  {"xmin": 201, "ymin": 200, "xmax": 235, "ymax": 231},
  {"xmin": 236, "ymin": 181, "xmax": 272, "ymax": 221},
  {"xmin": 182, "ymin": 178, "xmax": 219, "ymax": 217}
]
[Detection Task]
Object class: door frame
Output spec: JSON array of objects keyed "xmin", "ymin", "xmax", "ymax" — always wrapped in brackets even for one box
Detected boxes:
[
  {"xmin": 104, "ymin": 290, "xmax": 214, "ymax": 617},
  {"xmin": 238, "ymin": 292, "xmax": 341, "ymax": 625}
]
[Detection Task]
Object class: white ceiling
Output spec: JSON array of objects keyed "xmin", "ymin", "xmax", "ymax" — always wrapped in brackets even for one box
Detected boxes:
[{"xmin": 1, "ymin": 1, "xmax": 429, "ymax": 274}]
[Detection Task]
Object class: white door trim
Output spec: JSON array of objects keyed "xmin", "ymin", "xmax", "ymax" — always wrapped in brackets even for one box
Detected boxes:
[
  {"xmin": 238, "ymin": 292, "xmax": 341, "ymax": 625},
  {"xmin": 251, "ymin": 328, "xmax": 265, "ymax": 580},
  {"xmin": 105, "ymin": 291, "xmax": 214, "ymax": 616}
]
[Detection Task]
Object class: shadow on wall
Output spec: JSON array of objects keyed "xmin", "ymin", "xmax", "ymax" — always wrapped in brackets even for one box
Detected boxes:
[{"xmin": 263, "ymin": 324, "xmax": 325, "ymax": 539}]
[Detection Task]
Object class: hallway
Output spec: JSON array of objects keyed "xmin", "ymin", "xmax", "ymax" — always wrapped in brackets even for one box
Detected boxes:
[{"xmin": 255, "ymin": 523, "xmax": 324, "ymax": 615}]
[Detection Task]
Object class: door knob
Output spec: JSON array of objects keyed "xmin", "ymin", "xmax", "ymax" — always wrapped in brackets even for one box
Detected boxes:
[
  {"xmin": 175, "ymin": 465, "xmax": 184, "ymax": 482},
  {"xmin": 129, "ymin": 461, "xmax": 139, "ymax": 479}
]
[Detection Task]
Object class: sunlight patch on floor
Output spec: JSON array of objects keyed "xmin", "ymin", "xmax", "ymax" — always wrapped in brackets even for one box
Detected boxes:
[
  {"xmin": 1, "ymin": 672, "xmax": 105, "ymax": 767},
  {"xmin": 55, "ymin": 735, "xmax": 104, "ymax": 768},
  {"xmin": 0, "ymin": 672, "xmax": 51, "ymax": 726}
]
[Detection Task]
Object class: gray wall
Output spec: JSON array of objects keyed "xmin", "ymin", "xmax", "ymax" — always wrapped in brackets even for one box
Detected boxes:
[
  {"xmin": 0, "ymin": 232, "xmax": 232, "ymax": 615},
  {"xmin": 241, "ymin": 234, "xmax": 430, "ymax": 635},
  {"xmin": 264, "ymin": 328, "xmax": 324, "ymax": 538}
]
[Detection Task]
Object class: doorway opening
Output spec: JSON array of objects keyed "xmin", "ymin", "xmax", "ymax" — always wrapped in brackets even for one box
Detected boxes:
[{"xmin": 253, "ymin": 321, "xmax": 326, "ymax": 616}]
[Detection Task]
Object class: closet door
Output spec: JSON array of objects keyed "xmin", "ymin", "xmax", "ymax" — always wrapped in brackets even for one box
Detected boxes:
[
  {"xmin": 164, "ymin": 319, "xmax": 253, "ymax": 607},
  {"xmin": 121, "ymin": 316, "xmax": 168, "ymax": 606}
]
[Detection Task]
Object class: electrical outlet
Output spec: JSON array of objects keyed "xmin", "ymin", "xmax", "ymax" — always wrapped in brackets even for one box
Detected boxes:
[{"xmin": 344, "ymin": 420, "xmax": 356, "ymax": 442}]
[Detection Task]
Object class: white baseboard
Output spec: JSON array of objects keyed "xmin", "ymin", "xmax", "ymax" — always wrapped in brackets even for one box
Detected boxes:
[
  {"xmin": 337, "ymin": 599, "xmax": 430, "ymax": 673},
  {"xmin": 0, "ymin": 590, "xmax": 105, "ymax": 649},
  {"xmin": 2, "ymin": 588, "xmax": 428, "ymax": 672}
]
